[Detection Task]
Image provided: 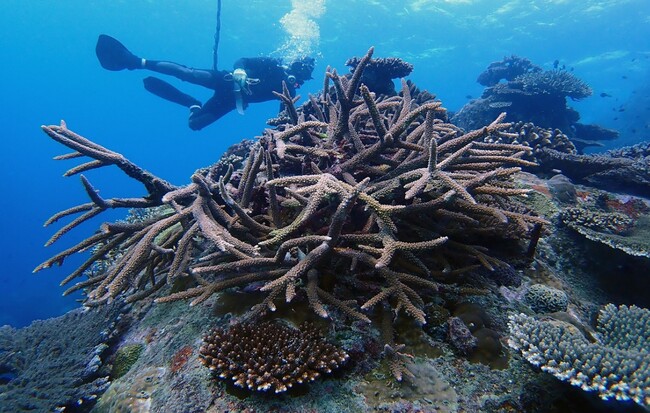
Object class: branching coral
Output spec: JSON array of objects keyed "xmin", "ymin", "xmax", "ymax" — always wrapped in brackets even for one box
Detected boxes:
[
  {"xmin": 35, "ymin": 47, "xmax": 546, "ymax": 330},
  {"xmin": 199, "ymin": 321, "xmax": 348, "ymax": 393}
]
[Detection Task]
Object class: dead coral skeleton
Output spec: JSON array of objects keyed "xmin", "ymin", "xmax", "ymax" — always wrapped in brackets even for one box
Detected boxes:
[{"xmin": 35, "ymin": 47, "xmax": 546, "ymax": 328}]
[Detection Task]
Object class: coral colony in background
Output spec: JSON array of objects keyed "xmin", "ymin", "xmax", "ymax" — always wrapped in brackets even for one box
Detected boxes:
[{"xmin": 3, "ymin": 49, "xmax": 648, "ymax": 412}]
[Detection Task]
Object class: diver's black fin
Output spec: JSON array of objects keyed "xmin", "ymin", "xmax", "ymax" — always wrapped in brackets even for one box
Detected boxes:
[
  {"xmin": 95, "ymin": 34, "xmax": 141, "ymax": 71},
  {"xmin": 143, "ymin": 76, "xmax": 201, "ymax": 108}
]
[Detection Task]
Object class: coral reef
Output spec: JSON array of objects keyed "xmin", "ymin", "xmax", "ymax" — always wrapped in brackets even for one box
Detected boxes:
[
  {"xmin": 453, "ymin": 56, "xmax": 617, "ymax": 153},
  {"xmin": 35, "ymin": 47, "xmax": 545, "ymax": 336},
  {"xmin": 0, "ymin": 304, "xmax": 125, "ymax": 412},
  {"xmin": 607, "ymin": 141, "xmax": 650, "ymax": 160},
  {"xmin": 27, "ymin": 48, "xmax": 650, "ymax": 412},
  {"xmin": 508, "ymin": 304, "xmax": 650, "ymax": 408},
  {"xmin": 473, "ymin": 262, "xmax": 522, "ymax": 287},
  {"xmin": 199, "ymin": 321, "xmax": 349, "ymax": 393},
  {"xmin": 357, "ymin": 359, "xmax": 459, "ymax": 412},
  {"xmin": 93, "ymin": 367, "xmax": 167, "ymax": 413},
  {"xmin": 515, "ymin": 69, "xmax": 592, "ymax": 101},
  {"xmin": 560, "ymin": 207, "xmax": 634, "ymax": 235}
]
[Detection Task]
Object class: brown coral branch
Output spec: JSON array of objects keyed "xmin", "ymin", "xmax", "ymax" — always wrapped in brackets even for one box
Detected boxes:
[{"xmin": 41, "ymin": 121, "xmax": 176, "ymax": 200}]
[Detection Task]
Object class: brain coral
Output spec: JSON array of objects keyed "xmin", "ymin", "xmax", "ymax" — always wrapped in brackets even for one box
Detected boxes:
[{"xmin": 524, "ymin": 284, "xmax": 569, "ymax": 313}]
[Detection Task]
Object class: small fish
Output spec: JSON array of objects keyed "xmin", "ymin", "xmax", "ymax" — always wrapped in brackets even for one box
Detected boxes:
[
  {"xmin": 553, "ymin": 59, "xmax": 559, "ymax": 69},
  {"xmin": 622, "ymin": 75, "xmax": 628, "ymax": 79},
  {"xmin": 465, "ymin": 95, "xmax": 473, "ymax": 99},
  {"xmin": 618, "ymin": 108, "xmax": 626, "ymax": 112},
  {"xmin": 600, "ymin": 92, "xmax": 612, "ymax": 98}
]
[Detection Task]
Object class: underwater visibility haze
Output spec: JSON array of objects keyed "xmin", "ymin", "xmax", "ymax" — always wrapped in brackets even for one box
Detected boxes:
[{"xmin": 1, "ymin": 1, "xmax": 650, "ymax": 412}]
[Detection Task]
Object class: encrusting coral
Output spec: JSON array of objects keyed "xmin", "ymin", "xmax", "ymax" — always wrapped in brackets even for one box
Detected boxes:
[{"xmin": 35, "ymin": 47, "xmax": 546, "ymax": 342}]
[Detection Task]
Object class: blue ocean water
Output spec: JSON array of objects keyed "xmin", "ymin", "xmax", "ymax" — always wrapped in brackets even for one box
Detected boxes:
[{"xmin": 1, "ymin": 0, "xmax": 648, "ymax": 328}]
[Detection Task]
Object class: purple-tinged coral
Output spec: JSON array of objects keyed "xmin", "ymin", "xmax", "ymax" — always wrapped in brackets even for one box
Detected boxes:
[{"xmin": 447, "ymin": 316, "xmax": 478, "ymax": 355}]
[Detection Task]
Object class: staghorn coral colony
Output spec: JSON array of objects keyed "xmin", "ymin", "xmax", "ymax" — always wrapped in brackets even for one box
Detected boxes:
[
  {"xmin": 35, "ymin": 47, "xmax": 543, "ymax": 327},
  {"xmin": 28, "ymin": 48, "xmax": 650, "ymax": 412}
]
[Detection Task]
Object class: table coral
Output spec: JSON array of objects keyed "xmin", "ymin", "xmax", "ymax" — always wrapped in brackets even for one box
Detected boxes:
[{"xmin": 508, "ymin": 304, "xmax": 650, "ymax": 408}]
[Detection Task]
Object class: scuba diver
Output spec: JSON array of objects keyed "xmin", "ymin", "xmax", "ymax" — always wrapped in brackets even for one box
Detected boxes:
[{"xmin": 95, "ymin": 34, "xmax": 315, "ymax": 130}]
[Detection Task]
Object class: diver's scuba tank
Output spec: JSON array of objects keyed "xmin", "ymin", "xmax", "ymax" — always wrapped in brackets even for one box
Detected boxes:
[
  {"xmin": 225, "ymin": 68, "xmax": 259, "ymax": 115},
  {"xmin": 232, "ymin": 68, "xmax": 248, "ymax": 115}
]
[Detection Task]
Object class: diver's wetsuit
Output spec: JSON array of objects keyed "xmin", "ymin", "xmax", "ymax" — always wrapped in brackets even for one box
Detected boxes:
[{"xmin": 143, "ymin": 57, "xmax": 297, "ymax": 130}]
